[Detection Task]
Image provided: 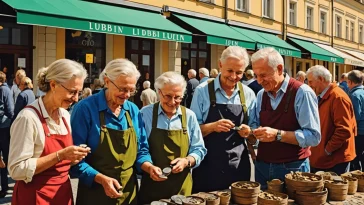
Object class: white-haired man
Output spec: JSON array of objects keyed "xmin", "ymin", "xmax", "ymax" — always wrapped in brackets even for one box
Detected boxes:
[
  {"xmin": 339, "ymin": 73, "xmax": 349, "ymax": 94},
  {"xmin": 191, "ymin": 46, "xmax": 256, "ymax": 192},
  {"xmin": 185, "ymin": 69, "xmax": 199, "ymax": 108},
  {"xmin": 306, "ymin": 66, "xmax": 356, "ymax": 175},
  {"xmin": 140, "ymin": 80, "xmax": 157, "ymax": 107},
  {"xmin": 199, "ymin": 68, "xmax": 210, "ymax": 84},
  {"xmin": 296, "ymin": 71, "xmax": 306, "ymax": 83},
  {"xmin": 250, "ymin": 47, "xmax": 321, "ymax": 189}
]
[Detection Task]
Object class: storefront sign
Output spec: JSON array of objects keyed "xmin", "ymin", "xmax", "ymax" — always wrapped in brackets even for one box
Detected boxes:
[
  {"xmin": 88, "ymin": 22, "xmax": 190, "ymax": 42},
  {"xmin": 207, "ymin": 36, "xmax": 255, "ymax": 50},
  {"xmin": 345, "ymin": 59, "xmax": 364, "ymax": 67},
  {"xmin": 18, "ymin": 58, "xmax": 26, "ymax": 68},
  {"xmin": 257, "ymin": 44, "xmax": 300, "ymax": 58},
  {"xmin": 86, "ymin": 54, "xmax": 94, "ymax": 64},
  {"xmin": 330, "ymin": 57, "xmax": 337, "ymax": 62}
]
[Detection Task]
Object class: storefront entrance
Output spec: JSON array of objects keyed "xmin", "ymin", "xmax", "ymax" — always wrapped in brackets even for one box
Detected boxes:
[
  {"xmin": 181, "ymin": 40, "xmax": 210, "ymax": 80},
  {"xmin": 126, "ymin": 36, "xmax": 155, "ymax": 108}
]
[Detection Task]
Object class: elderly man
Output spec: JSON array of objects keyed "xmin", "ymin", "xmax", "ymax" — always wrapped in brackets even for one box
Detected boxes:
[
  {"xmin": 185, "ymin": 69, "xmax": 199, "ymax": 108},
  {"xmin": 296, "ymin": 71, "xmax": 306, "ymax": 83},
  {"xmin": 199, "ymin": 67, "xmax": 210, "ymax": 84},
  {"xmin": 140, "ymin": 80, "xmax": 157, "ymax": 107},
  {"xmin": 243, "ymin": 69, "xmax": 263, "ymax": 95},
  {"xmin": 347, "ymin": 70, "xmax": 364, "ymax": 171},
  {"xmin": 191, "ymin": 46, "xmax": 256, "ymax": 192},
  {"xmin": 306, "ymin": 65, "xmax": 356, "ymax": 175},
  {"xmin": 11, "ymin": 69, "xmax": 26, "ymax": 103},
  {"xmin": 250, "ymin": 47, "xmax": 321, "ymax": 189},
  {"xmin": 339, "ymin": 73, "xmax": 349, "ymax": 94}
]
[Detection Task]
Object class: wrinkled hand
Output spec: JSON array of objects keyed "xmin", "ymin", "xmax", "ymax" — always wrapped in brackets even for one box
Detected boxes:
[
  {"xmin": 171, "ymin": 158, "xmax": 188, "ymax": 174},
  {"xmin": 148, "ymin": 165, "xmax": 167, "ymax": 182},
  {"xmin": 97, "ymin": 174, "xmax": 122, "ymax": 198},
  {"xmin": 237, "ymin": 124, "xmax": 251, "ymax": 138},
  {"xmin": 214, "ymin": 119, "xmax": 234, "ymax": 133},
  {"xmin": 253, "ymin": 127, "xmax": 278, "ymax": 143},
  {"xmin": 58, "ymin": 146, "xmax": 90, "ymax": 164}
]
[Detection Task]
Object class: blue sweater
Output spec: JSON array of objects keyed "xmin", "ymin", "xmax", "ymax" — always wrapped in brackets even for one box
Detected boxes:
[
  {"xmin": 0, "ymin": 83, "xmax": 14, "ymax": 128},
  {"xmin": 349, "ymin": 85, "xmax": 364, "ymax": 136},
  {"xmin": 14, "ymin": 88, "xmax": 36, "ymax": 120}
]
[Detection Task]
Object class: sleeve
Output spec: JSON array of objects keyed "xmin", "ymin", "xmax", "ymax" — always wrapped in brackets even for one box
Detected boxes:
[
  {"xmin": 294, "ymin": 88, "xmax": 321, "ymax": 148},
  {"xmin": 190, "ymin": 87, "xmax": 204, "ymax": 124},
  {"xmin": 69, "ymin": 103, "xmax": 99, "ymax": 187},
  {"xmin": 5, "ymin": 89, "xmax": 14, "ymax": 120},
  {"xmin": 325, "ymin": 96, "xmax": 355, "ymax": 153},
  {"xmin": 187, "ymin": 111, "xmax": 207, "ymax": 168},
  {"xmin": 136, "ymin": 112, "xmax": 153, "ymax": 173},
  {"xmin": 351, "ymin": 94, "xmax": 362, "ymax": 123},
  {"xmin": 8, "ymin": 113, "xmax": 38, "ymax": 183}
]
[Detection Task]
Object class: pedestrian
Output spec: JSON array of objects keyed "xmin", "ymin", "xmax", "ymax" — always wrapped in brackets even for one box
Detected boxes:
[
  {"xmin": 347, "ymin": 70, "xmax": 364, "ymax": 171},
  {"xmin": 8, "ymin": 59, "xmax": 90, "ymax": 204},
  {"xmin": 140, "ymin": 80, "xmax": 157, "ymax": 107},
  {"xmin": 11, "ymin": 69, "xmax": 26, "ymax": 103},
  {"xmin": 339, "ymin": 73, "xmax": 350, "ymax": 94},
  {"xmin": 190, "ymin": 46, "xmax": 256, "ymax": 193},
  {"xmin": 210, "ymin": 68, "xmax": 219, "ymax": 78},
  {"xmin": 82, "ymin": 87, "xmax": 92, "ymax": 99},
  {"xmin": 242, "ymin": 69, "xmax": 263, "ymax": 95},
  {"xmin": 198, "ymin": 67, "xmax": 210, "ymax": 84},
  {"xmin": 306, "ymin": 65, "xmax": 356, "ymax": 175},
  {"xmin": 251, "ymin": 47, "xmax": 321, "ymax": 189},
  {"xmin": 0, "ymin": 71, "xmax": 13, "ymax": 198},
  {"xmin": 70, "ymin": 59, "xmax": 143, "ymax": 205},
  {"xmin": 92, "ymin": 78, "xmax": 103, "ymax": 95},
  {"xmin": 296, "ymin": 71, "xmax": 306, "ymax": 83},
  {"xmin": 137, "ymin": 71, "xmax": 206, "ymax": 203},
  {"xmin": 13, "ymin": 76, "xmax": 36, "ymax": 120},
  {"xmin": 185, "ymin": 69, "xmax": 199, "ymax": 108}
]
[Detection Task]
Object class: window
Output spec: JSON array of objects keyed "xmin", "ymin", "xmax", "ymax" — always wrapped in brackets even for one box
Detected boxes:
[
  {"xmin": 306, "ymin": 7, "xmax": 313, "ymax": 30},
  {"xmin": 0, "ymin": 23, "xmax": 29, "ymax": 46},
  {"xmin": 346, "ymin": 20, "xmax": 349, "ymax": 40},
  {"xmin": 350, "ymin": 21, "xmax": 355, "ymax": 41},
  {"xmin": 237, "ymin": 0, "xmax": 248, "ymax": 12},
  {"xmin": 289, "ymin": 2, "xmax": 296, "ymax": 26},
  {"xmin": 198, "ymin": 0, "xmax": 214, "ymax": 3},
  {"xmin": 263, "ymin": 0, "xmax": 273, "ymax": 18},
  {"xmin": 320, "ymin": 11, "xmax": 327, "ymax": 34},
  {"xmin": 359, "ymin": 25, "xmax": 363, "ymax": 44},
  {"xmin": 336, "ymin": 16, "xmax": 342, "ymax": 37}
]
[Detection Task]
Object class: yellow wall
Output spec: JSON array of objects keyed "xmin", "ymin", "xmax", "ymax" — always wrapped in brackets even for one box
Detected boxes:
[
  {"xmin": 56, "ymin": 28, "xmax": 65, "ymax": 59},
  {"xmin": 162, "ymin": 41, "xmax": 169, "ymax": 73},
  {"xmin": 113, "ymin": 35, "xmax": 125, "ymax": 59}
]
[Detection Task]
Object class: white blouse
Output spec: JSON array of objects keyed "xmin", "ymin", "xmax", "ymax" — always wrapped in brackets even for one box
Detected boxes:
[{"xmin": 8, "ymin": 97, "xmax": 71, "ymax": 183}]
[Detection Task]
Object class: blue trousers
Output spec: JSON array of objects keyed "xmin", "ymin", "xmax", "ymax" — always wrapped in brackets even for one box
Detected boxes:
[{"xmin": 255, "ymin": 158, "xmax": 310, "ymax": 190}]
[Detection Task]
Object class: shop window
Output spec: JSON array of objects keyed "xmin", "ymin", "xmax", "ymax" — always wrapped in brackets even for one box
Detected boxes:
[
  {"xmin": 181, "ymin": 40, "xmax": 211, "ymax": 80},
  {"xmin": 0, "ymin": 23, "xmax": 29, "ymax": 46},
  {"xmin": 65, "ymin": 29, "xmax": 106, "ymax": 83}
]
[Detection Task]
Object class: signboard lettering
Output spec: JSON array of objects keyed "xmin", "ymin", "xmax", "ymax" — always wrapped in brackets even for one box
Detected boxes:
[{"xmin": 225, "ymin": 40, "xmax": 239, "ymax": 46}]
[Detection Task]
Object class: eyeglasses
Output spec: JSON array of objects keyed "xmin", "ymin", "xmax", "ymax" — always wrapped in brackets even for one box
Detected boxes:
[
  {"xmin": 60, "ymin": 84, "xmax": 81, "ymax": 97},
  {"xmin": 254, "ymin": 71, "xmax": 276, "ymax": 80},
  {"xmin": 108, "ymin": 78, "xmax": 137, "ymax": 96},
  {"xmin": 159, "ymin": 89, "xmax": 183, "ymax": 103}
]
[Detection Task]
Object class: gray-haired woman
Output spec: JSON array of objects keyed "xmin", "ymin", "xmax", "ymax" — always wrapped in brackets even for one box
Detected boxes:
[
  {"xmin": 137, "ymin": 71, "xmax": 207, "ymax": 204},
  {"xmin": 9, "ymin": 59, "xmax": 90, "ymax": 205},
  {"xmin": 70, "ymin": 58, "xmax": 143, "ymax": 205}
]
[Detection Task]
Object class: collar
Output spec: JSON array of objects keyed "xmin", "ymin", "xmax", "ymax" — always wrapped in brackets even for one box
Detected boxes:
[
  {"xmin": 319, "ymin": 84, "xmax": 331, "ymax": 98},
  {"xmin": 157, "ymin": 103, "xmax": 182, "ymax": 118},
  {"xmin": 96, "ymin": 88, "xmax": 130, "ymax": 111},
  {"xmin": 350, "ymin": 85, "xmax": 364, "ymax": 93},
  {"xmin": 277, "ymin": 74, "xmax": 290, "ymax": 94}
]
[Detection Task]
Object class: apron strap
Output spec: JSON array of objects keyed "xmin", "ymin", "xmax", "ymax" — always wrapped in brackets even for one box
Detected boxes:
[
  {"xmin": 238, "ymin": 82, "xmax": 248, "ymax": 125},
  {"xmin": 152, "ymin": 103, "xmax": 159, "ymax": 129},
  {"xmin": 99, "ymin": 111, "xmax": 106, "ymax": 127},
  {"xmin": 125, "ymin": 111, "xmax": 133, "ymax": 128},
  {"xmin": 208, "ymin": 80, "xmax": 216, "ymax": 107},
  {"xmin": 180, "ymin": 106, "xmax": 187, "ymax": 134}
]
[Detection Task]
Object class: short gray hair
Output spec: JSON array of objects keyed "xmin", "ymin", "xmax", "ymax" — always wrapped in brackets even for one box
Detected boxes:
[
  {"xmin": 199, "ymin": 67, "xmax": 209, "ymax": 77},
  {"xmin": 210, "ymin": 68, "xmax": 219, "ymax": 78},
  {"xmin": 143, "ymin": 80, "xmax": 151, "ymax": 89},
  {"xmin": 251, "ymin": 47, "xmax": 284, "ymax": 71},
  {"xmin": 155, "ymin": 71, "xmax": 187, "ymax": 94},
  {"xmin": 306, "ymin": 65, "xmax": 332, "ymax": 82},
  {"xmin": 37, "ymin": 59, "xmax": 88, "ymax": 92},
  {"xmin": 348, "ymin": 70, "xmax": 364, "ymax": 84},
  {"xmin": 341, "ymin": 73, "xmax": 348, "ymax": 79},
  {"xmin": 245, "ymin": 69, "xmax": 254, "ymax": 78},
  {"xmin": 296, "ymin": 71, "xmax": 306, "ymax": 77},
  {"xmin": 99, "ymin": 59, "xmax": 140, "ymax": 84},
  {"xmin": 220, "ymin": 46, "xmax": 250, "ymax": 69},
  {"xmin": 188, "ymin": 69, "xmax": 196, "ymax": 77}
]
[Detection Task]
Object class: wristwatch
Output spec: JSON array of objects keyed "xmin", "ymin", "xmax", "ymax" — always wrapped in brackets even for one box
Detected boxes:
[{"xmin": 276, "ymin": 130, "xmax": 282, "ymax": 141}]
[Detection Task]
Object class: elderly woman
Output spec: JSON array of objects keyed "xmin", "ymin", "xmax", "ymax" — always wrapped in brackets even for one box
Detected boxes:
[
  {"xmin": 137, "ymin": 71, "xmax": 207, "ymax": 204},
  {"xmin": 13, "ymin": 76, "xmax": 36, "ymax": 119},
  {"xmin": 9, "ymin": 59, "xmax": 90, "ymax": 205},
  {"xmin": 81, "ymin": 87, "xmax": 92, "ymax": 99},
  {"xmin": 71, "ymin": 59, "xmax": 143, "ymax": 205}
]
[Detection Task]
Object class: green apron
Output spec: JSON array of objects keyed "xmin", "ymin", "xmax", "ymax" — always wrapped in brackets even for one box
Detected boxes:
[
  {"xmin": 139, "ymin": 103, "xmax": 192, "ymax": 204},
  {"xmin": 76, "ymin": 111, "xmax": 138, "ymax": 205}
]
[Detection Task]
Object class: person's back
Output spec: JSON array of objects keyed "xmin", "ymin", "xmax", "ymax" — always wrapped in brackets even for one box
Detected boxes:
[{"xmin": 141, "ymin": 88, "xmax": 157, "ymax": 107}]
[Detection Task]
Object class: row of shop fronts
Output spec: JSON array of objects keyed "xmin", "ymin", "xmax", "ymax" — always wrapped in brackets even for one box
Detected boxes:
[{"xmin": 1, "ymin": 0, "xmax": 364, "ymax": 106}]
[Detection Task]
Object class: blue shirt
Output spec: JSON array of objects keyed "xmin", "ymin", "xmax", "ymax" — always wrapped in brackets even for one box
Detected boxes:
[
  {"xmin": 14, "ymin": 89, "xmax": 36, "ymax": 119},
  {"xmin": 190, "ymin": 74, "xmax": 256, "ymax": 124},
  {"xmin": 199, "ymin": 77, "xmax": 209, "ymax": 84},
  {"xmin": 70, "ymin": 89, "xmax": 143, "ymax": 187},
  {"xmin": 136, "ymin": 103, "xmax": 207, "ymax": 171},
  {"xmin": 349, "ymin": 85, "xmax": 364, "ymax": 135},
  {"xmin": 250, "ymin": 75, "xmax": 321, "ymax": 148},
  {"xmin": 0, "ymin": 83, "xmax": 14, "ymax": 128}
]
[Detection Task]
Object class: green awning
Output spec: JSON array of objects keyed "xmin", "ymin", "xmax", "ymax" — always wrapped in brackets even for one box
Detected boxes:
[
  {"xmin": 231, "ymin": 27, "xmax": 301, "ymax": 58},
  {"xmin": 289, "ymin": 38, "xmax": 344, "ymax": 63},
  {"xmin": 173, "ymin": 14, "xmax": 255, "ymax": 49},
  {"xmin": 3, "ymin": 0, "xmax": 192, "ymax": 43}
]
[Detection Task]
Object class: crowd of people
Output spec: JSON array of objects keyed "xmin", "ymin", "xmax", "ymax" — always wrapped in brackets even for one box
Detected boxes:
[{"xmin": 0, "ymin": 46, "xmax": 363, "ymax": 204}]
